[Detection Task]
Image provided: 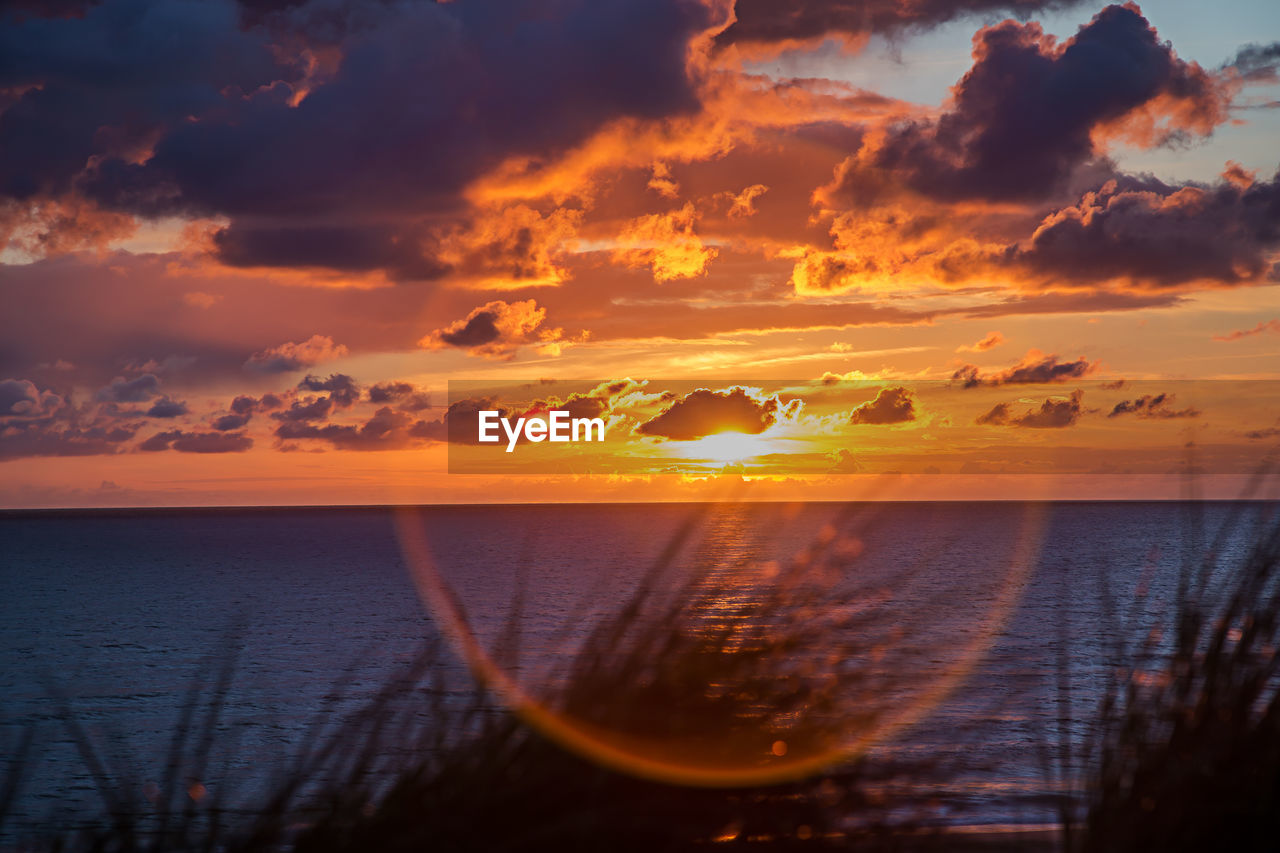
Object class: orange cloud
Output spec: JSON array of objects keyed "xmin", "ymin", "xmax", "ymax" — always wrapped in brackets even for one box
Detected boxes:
[
  {"xmin": 1107, "ymin": 393, "xmax": 1199, "ymax": 419},
  {"xmin": 1222, "ymin": 161, "xmax": 1256, "ymax": 190},
  {"xmin": 466, "ymin": 68, "xmax": 909, "ymax": 210},
  {"xmin": 1091, "ymin": 71, "xmax": 1236, "ymax": 150},
  {"xmin": 245, "ymin": 334, "xmax": 349, "ymax": 373},
  {"xmin": 789, "ymin": 249, "xmax": 870, "ymax": 295},
  {"xmin": 957, "ymin": 331, "xmax": 1005, "ymax": 353},
  {"xmin": 976, "ymin": 389, "xmax": 1089, "ymax": 428},
  {"xmin": 437, "ymin": 204, "xmax": 582, "ymax": 290},
  {"xmin": 953, "ymin": 349, "xmax": 1098, "ymax": 387},
  {"xmin": 612, "ymin": 202, "xmax": 718, "ymax": 281},
  {"xmin": 1, "ymin": 195, "xmax": 136, "ymax": 260},
  {"xmin": 1213, "ymin": 319, "xmax": 1280, "ymax": 341},
  {"xmin": 848, "ymin": 386, "xmax": 916, "ymax": 425},
  {"xmin": 420, "ymin": 299, "xmax": 557, "ymax": 360},
  {"xmin": 725, "ymin": 183, "xmax": 769, "ymax": 218},
  {"xmin": 789, "ymin": 205, "xmax": 980, "ymax": 295},
  {"xmin": 647, "ymin": 162, "xmax": 682, "ymax": 199},
  {"xmin": 636, "ymin": 386, "xmax": 793, "ymax": 440}
]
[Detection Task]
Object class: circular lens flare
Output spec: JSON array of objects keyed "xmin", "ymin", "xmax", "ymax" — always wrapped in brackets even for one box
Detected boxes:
[{"xmin": 395, "ymin": 500, "xmax": 1046, "ymax": 787}]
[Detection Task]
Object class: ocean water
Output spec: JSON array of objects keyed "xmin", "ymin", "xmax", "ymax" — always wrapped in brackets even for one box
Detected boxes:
[{"xmin": 0, "ymin": 501, "xmax": 1274, "ymax": 836}]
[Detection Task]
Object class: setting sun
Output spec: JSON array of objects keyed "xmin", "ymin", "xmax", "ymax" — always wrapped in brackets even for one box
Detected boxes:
[{"xmin": 673, "ymin": 430, "xmax": 783, "ymax": 464}]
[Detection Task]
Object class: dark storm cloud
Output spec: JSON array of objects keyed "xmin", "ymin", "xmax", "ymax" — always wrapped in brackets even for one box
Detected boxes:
[
  {"xmin": 413, "ymin": 397, "xmax": 514, "ymax": 446},
  {"xmin": 211, "ymin": 412, "xmax": 252, "ymax": 431},
  {"xmin": 0, "ymin": 380, "xmax": 38, "ymax": 416},
  {"xmin": 210, "ymin": 392, "xmax": 280, "ymax": 431},
  {"xmin": 0, "ymin": 377, "xmax": 137, "ymax": 458},
  {"xmin": 421, "ymin": 300, "xmax": 549, "ymax": 360},
  {"xmin": 830, "ymin": 5, "xmax": 1226, "ymax": 204},
  {"xmin": 272, "ymin": 396, "xmax": 334, "ymax": 423},
  {"xmin": 995, "ymin": 353, "xmax": 1096, "ymax": 384},
  {"xmin": 1227, "ymin": 41, "xmax": 1280, "ymax": 83},
  {"xmin": 1108, "ymin": 393, "xmax": 1199, "ymax": 419},
  {"xmin": 716, "ymin": 0, "xmax": 1076, "ymax": 47},
  {"xmin": 229, "ymin": 392, "xmax": 285, "ymax": 415},
  {"xmin": 976, "ymin": 389, "xmax": 1087, "ymax": 427},
  {"xmin": 534, "ymin": 393, "xmax": 602, "ymax": 422},
  {"xmin": 0, "ymin": 0, "xmax": 291, "ymax": 201},
  {"xmin": 95, "ymin": 373, "xmax": 161, "ymax": 403},
  {"xmin": 367, "ymin": 381, "xmax": 413, "ymax": 403},
  {"xmin": 368, "ymin": 381, "xmax": 433, "ymax": 412},
  {"xmin": 848, "ymin": 386, "xmax": 916, "ymax": 425},
  {"xmin": 274, "ymin": 406, "xmax": 419, "ymax": 450},
  {"xmin": 297, "ymin": 373, "xmax": 360, "ymax": 407},
  {"xmin": 219, "ymin": 377, "xmax": 427, "ymax": 440},
  {"xmin": 0, "ymin": 423, "xmax": 137, "ymax": 459},
  {"xmin": 523, "ymin": 379, "xmax": 641, "ymax": 424},
  {"xmin": 952, "ymin": 351, "xmax": 1097, "ymax": 388},
  {"xmin": 637, "ymin": 387, "xmax": 781, "ymax": 440},
  {"xmin": 398, "ymin": 393, "xmax": 434, "ymax": 413},
  {"xmin": 230, "ymin": 395, "xmax": 258, "ymax": 415},
  {"xmin": 1, "ymin": 0, "xmax": 718, "ymax": 275},
  {"xmin": 267, "ymin": 373, "xmax": 360, "ymax": 425},
  {"xmin": 437, "ymin": 311, "xmax": 501, "ymax": 348},
  {"xmin": 139, "ymin": 428, "xmax": 253, "ymax": 453},
  {"xmin": 1007, "ymin": 171, "xmax": 1280, "ymax": 287},
  {"xmin": 144, "ymin": 396, "xmax": 189, "ymax": 418},
  {"xmin": 211, "ymin": 223, "xmax": 450, "ymax": 279},
  {"xmin": 554, "ymin": 394, "xmax": 608, "ymax": 421},
  {"xmin": 0, "ymin": 377, "xmax": 63, "ymax": 417}
]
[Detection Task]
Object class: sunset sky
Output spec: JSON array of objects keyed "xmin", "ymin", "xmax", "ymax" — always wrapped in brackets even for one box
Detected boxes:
[{"xmin": 1, "ymin": 0, "xmax": 1278, "ymax": 506}]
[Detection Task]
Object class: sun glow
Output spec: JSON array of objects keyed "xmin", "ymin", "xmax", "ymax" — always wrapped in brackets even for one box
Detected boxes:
[{"xmin": 674, "ymin": 431, "xmax": 781, "ymax": 464}]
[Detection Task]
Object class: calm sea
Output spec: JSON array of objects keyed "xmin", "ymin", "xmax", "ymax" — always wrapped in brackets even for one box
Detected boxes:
[{"xmin": 1, "ymin": 501, "xmax": 1273, "ymax": 836}]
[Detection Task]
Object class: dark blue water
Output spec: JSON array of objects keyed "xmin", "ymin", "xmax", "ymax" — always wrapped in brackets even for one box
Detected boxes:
[{"xmin": 1, "ymin": 502, "xmax": 1273, "ymax": 836}]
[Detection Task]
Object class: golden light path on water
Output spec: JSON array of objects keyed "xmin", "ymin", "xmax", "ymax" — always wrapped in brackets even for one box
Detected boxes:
[{"xmin": 393, "ymin": 494, "xmax": 1048, "ymax": 787}]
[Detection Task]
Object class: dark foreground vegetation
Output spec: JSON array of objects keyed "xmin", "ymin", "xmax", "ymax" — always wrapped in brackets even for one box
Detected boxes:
[
  {"xmin": 3, "ymin": 497, "xmax": 1279, "ymax": 852},
  {"xmin": 1060, "ymin": 496, "xmax": 1280, "ymax": 852}
]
